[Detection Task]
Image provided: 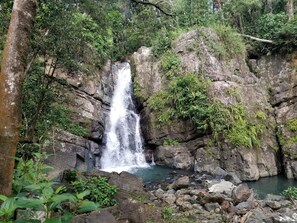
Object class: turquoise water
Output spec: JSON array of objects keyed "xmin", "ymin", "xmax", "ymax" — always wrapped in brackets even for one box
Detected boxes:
[
  {"xmin": 132, "ymin": 166, "xmax": 297, "ymax": 199},
  {"xmin": 132, "ymin": 165, "xmax": 193, "ymax": 183},
  {"xmin": 247, "ymin": 175, "xmax": 297, "ymax": 199}
]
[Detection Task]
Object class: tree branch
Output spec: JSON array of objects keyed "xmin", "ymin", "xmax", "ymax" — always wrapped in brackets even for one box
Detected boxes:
[
  {"xmin": 131, "ymin": 0, "xmax": 174, "ymax": 17},
  {"xmin": 239, "ymin": 34, "xmax": 275, "ymax": 44}
]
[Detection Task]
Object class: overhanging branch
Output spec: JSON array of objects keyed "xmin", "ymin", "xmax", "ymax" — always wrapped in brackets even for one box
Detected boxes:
[
  {"xmin": 131, "ymin": 0, "xmax": 174, "ymax": 17},
  {"xmin": 240, "ymin": 34, "xmax": 275, "ymax": 44}
]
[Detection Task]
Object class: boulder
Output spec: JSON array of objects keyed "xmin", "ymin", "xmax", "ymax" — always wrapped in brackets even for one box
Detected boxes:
[
  {"xmin": 72, "ymin": 210, "xmax": 117, "ymax": 223},
  {"xmin": 204, "ymin": 202, "xmax": 220, "ymax": 212},
  {"xmin": 224, "ymin": 172, "xmax": 242, "ymax": 185},
  {"xmin": 232, "ymin": 183, "xmax": 252, "ymax": 205},
  {"xmin": 172, "ymin": 176, "xmax": 190, "ymax": 190},
  {"xmin": 272, "ymin": 210, "xmax": 297, "ymax": 223},
  {"xmin": 154, "ymin": 188, "xmax": 165, "ymax": 199},
  {"xmin": 211, "ymin": 167, "xmax": 228, "ymax": 178},
  {"xmin": 235, "ymin": 201, "xmax": 255, "ymax": 215},
  {"xmin": 163, "ymin": 193, "xmax": 176, "ymax": 205},
  {"xmin": 208, "ymin": 180, "xmax": 236, "ymax": 196},
  {"xmin": 85, "ymin": 170, "xmax": 146, "ymax": 202},
  {"xmin": 244, "ymin": 210, "xmax": 269, "ymax": 223},
  {"xmin": 156, "ymin": 145, "xmax": 194, "ymax": 169},
  {"xmin": 266, "ymin": 200, "xmax": 281, "ymax": 210},
  {"xmin": 117, "ymin": 199, "xmax": 146, "ymax": 223}
]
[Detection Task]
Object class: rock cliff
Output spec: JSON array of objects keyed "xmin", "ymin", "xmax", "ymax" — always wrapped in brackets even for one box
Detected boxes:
[
  {"xmin": 131, "ymin": 28, "xmax": 297, "ymax": 180},
  {"xmin": 45, "ymin": 61, "xmax": 114, "ymax": 178}
]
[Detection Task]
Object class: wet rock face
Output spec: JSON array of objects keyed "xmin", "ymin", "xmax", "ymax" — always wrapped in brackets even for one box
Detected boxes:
[
  {"xmin": 45, "ymin": 62, "xmax": 114, "ymax": 178},
  {"xmin": 250, "ymin": 55, "xmax": 297, "ymax": 179},
  {"xmin": 131, "ymin": 28, "xmax": 297, "ymax": 180}
]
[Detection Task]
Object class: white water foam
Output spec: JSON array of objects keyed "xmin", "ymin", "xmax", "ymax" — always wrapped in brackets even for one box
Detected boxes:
[{"xmin": 100, "ymin": 63, "xmax": 149, "ymax": 173}]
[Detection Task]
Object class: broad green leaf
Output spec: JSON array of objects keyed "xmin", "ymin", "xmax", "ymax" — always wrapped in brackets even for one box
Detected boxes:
[
  {"xmin": 77, "ymin": 201, "xmax": 99, "ymax": 213},
  {"xmin": 49, "ymin": 193, "xmax": 77, "ymax": 210},
  {"xmin": 60, "ymin": 212, "xmax": 74, "ymax": 223},
  {"xmin": 0, "ymin": 197, "xmax": 18, "ymax": 219},
  {"xmin": 25, "ymin": 182, "xmax": 56, "ymax": 191},
  {"xmin": 76, "ymin": 190, "xmax": 90, "ymax": 200},
  {"xmin": 42, "ymin": 187, "xmax": 54, "ymax": 199},
  {"xmin": 54, "ymin": 186, "xmax": 66, "ymax": 194},
  {"xmin": 44, "ymin": 218, "xmax": 62, "ymax": 223},
  {"xmin": 16, "ymin": 197, "xmax": 45, "ymax": 211},
  {"xmin": 0, "ymin": 195, "xmax": 7, "ymax": 202}
]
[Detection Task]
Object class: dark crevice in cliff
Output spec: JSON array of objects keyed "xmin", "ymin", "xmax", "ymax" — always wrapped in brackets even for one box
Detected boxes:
[
  {"xmin": 271, "ymin": 93, "xmax": 297, "ymax": 108},
  {"xmin": 275, "ymin": 125, "xmax": 285, "ymax": 175}
]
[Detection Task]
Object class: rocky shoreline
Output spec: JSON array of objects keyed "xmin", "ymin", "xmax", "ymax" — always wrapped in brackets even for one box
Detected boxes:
[{"xmin": 73, "ymin": 169, "xmax": 297, "ymax": 223}]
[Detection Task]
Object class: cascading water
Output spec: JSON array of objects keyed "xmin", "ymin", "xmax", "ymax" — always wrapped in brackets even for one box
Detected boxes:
[{"xmin": 100, "ymin": 63, "xmax": 149, "ymax": 172}]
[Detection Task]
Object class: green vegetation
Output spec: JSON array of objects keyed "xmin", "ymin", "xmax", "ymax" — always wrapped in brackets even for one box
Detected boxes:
[
  {"xmin": 71, "ymin": 176, "xmax": 117, "ymax": 208},
  {"xmin": 163, "ymin": 139, "xmax": 179, "ymax": 146},
  {"xmin": 286, "ymin": 118, "xmax": 297, "ymax": 132},
  {"xmin": 161, "ymin": 50, "xmax": 181, "ymax": 79},
  {"xmin": 133, "ymin": 80, "xmax": 149, "ymax": 104},
  {"xmin": 20, "ymin": 61, "xmax": 88, "ymax": 144},
  {"xmin": 210, "ymin": 25, "xmax": 246, "ymax": 60},
  {"xmin": 223, "ymin": 105, "xmax": 266, "ymax": 148},
  {"xmin": 0, "ymin": 153, "xmax": 117, "ymax": 222},
  {"xmin": 162, "ymin": 207, "xmax": 175, "ymax": 220},
  {"xmin": 161, "ymin": 207, "xmax": 195, "ymax": 223},
  {"xmin": 149, "ymin": 74, "xmax": 266, "ymax": 148},
  {"xmin": 13, "ymin": 153, "xmax": 53, "ymax": 194},
  {"xmin": 282, "ymin": 186, "xmax": 297, "ymax": 200},
  {"xmin": 280, "ymin": 118, "xmax": 297, "ymax": 147},
  {"xmin": 148, "ymin": 74, "xmax": 211, "ymax": 128}
]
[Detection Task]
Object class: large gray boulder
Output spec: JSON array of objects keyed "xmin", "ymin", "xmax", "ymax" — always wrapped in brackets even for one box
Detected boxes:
[
  {"xmin": 72, "ymin": 210, "xmax": 117, "ymax": 223},
  {"xmin": 232, "ymin": 183, "xmax": 252, "ymax": 205},
  {"xmin": 156, "ymin": 145, "xmax": 193, "ymax": 169}
]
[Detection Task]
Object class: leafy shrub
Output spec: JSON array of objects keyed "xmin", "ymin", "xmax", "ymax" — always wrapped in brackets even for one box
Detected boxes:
[
  {"xmin": 224, "ymin": 105, "xmax": 265, "ymax": 148},
  {"xmin": 160, "ymin": 51, "xmax": 181, "ymax": 79},
  {"xmin": 254, "ymin": 13, "xmax": 288, "ymax": 54},
  {"xmin": 286, "ymin": 118, "xmax": 297, "ymax": 132},
  {"xmin": 210, "ymin": 25, "xmax": 246, "ymax": 59},
  {"xmin": 280, "ymin": 118, "xmax": 297, "ymax": 146},
  {"xmin": 71, "ymin": 176, "xmax": 117, "ymax": 207},
  {"xmin": 13, "ymin": 153, "xmax": 52, "ymax": 194},
  {"xmin": 148, "ymin": 73, "xmax": 212, "ymax": 130},
  {"xmin": 1, "ymin": 154, "xmax": 99, "ymax": 222},
  {"xmin": 149, "ymin": 74, "xmax": 265, "ymax": 148},
  {"xmin": 152, "ymin": 29, "xmax": 174, "ymax": 57},
  {"xmin": 20, "ymin": 64, "xmax": 88, "ymax": 144},
  {"xmin": 49, "ymin": 104, "xmax": 89, "ymax": 137},
  {"xmin": 0, "ymin": 185, "xmax": 99, "ymax": 222},
  {"xmin": 162, "ymin": 207, "xmax": 174, "ymax": 220},
  {"xmin": 163, "ymin": 139, "xmax": 179, "ymax": 146},
  {"xmin": 63, "ymin": 169, "xmax": 79, "ymax": 183},
  {"xmin": 282, "ymin": 186, "xmax": 297, "ymax": 200},
  {"xmin": 274, "ymin": 17, "xmax": 297, "ymax": 53},
  {"xmin": 256, "ymin": 13, "xmax": 287, "ymax": 40}
]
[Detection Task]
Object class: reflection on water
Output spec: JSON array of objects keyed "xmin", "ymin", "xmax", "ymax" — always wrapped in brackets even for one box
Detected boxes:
[{"xmin": 247, "ymin": 175, "xmax": 297, "ymax": 199}]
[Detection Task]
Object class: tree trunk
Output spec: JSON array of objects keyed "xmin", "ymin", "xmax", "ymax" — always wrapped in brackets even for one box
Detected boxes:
[
  {"xmin": 287, "ymin": 0, "xmax": 294, "ymax": 21},
  {"xmin": 0, "ymin": 0, "xmax": 37, "ymax": 196}
]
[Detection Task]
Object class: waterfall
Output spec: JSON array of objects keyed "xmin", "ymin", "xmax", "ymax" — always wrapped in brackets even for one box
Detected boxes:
[
  {"xmin": 100, "ymin": 63, "xmax": 149, "ymax": 172},
  {"xmin": 151, "ymin": 154, "xmax": 156, "ymax": 166}
]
